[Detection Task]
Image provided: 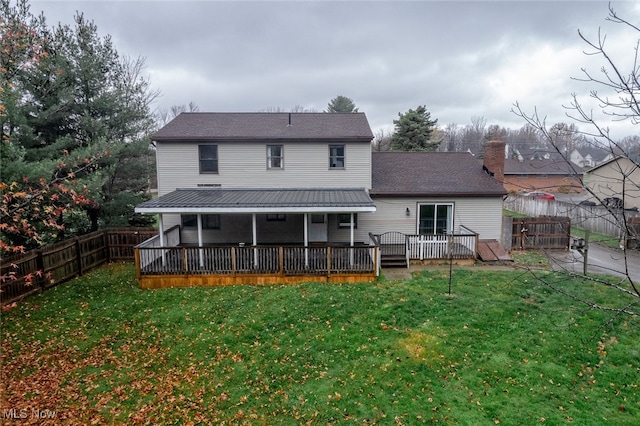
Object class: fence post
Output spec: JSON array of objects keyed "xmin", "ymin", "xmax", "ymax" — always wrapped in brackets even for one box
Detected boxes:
[
  {"xmin": 104, "ymin": 230, "xmax": 111, "ymax": 263},
  {"xmin": 35, "ymin": 249, "xmax": 45, "ymax": 293},
  {"xmin": 75, "ymin": 237, "xmax": 83, "ymax": 277}
]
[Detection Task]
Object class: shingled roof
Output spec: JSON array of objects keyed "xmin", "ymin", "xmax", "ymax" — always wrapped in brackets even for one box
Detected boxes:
[
  {"xmin": 504, "ymin": 158, "xmax": 583, "ymax": 175},
  {"xmin": 152, "ymin": 112, "xmax": 374, "ymax": 141},
  {"xmin": 371, "ymin": 152, "xmax": 506, "ymax": 197}
]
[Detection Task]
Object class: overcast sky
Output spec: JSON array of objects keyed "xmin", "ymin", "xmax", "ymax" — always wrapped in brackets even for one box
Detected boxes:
[{"xmin": 30, "ymin": 0, "xmax": 640, "ymax": 139}]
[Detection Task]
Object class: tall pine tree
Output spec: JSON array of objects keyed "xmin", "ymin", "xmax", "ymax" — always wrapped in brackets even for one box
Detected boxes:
[{"xmin": 391, "ymin": 106, "xmax": 439, "ymax": 151}]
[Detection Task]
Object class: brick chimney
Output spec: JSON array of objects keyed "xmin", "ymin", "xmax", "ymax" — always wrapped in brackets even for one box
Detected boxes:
[{"xmin": 483, "ymin": 140, "xmax": 506, "ymax": 184}]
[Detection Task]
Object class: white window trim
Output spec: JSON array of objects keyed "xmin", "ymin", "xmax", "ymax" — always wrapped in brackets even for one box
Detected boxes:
[
  {"xmin": 417, "ymin": 203, "xmax": 454, "ymax": 235},
  {"xmin": 329, "ymin": 144, "xmax": 345, "ymax": 169},
  {"xmin": 267, "ymin": 144, "xmax": 284, "ymax": 170}
]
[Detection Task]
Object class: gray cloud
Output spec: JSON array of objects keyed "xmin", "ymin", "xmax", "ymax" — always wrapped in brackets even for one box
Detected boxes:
[{"xmin": 32, "ymin": 1, "xmax": 640, "ymax": 138}]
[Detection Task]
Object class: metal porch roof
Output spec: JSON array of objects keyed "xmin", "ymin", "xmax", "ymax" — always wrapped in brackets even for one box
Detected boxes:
[{"xmin": 135, "ymin": 188, "xmax": 376, "ymax": 214}]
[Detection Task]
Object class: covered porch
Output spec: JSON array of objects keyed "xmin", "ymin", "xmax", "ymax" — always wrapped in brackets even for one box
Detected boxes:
[{"xmin": 134, "ymin": 188, "xmax": 379, "ymax": 287}]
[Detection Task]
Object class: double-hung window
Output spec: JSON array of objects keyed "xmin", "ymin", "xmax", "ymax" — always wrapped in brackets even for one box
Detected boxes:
[
  {"xmin": 199, "ymin": 145, "xmax": 218, "ymax": 174},
  {"xmin": 329, "ymin": 145, "xmax": 345, "ymax": 169},
  {"xmin": 338, "ymin": 213, "xmax": 357, "ymax": 229},
  {"xmin": 267, "ymin": 145, "xmax": 283, "ymax": 169},
  {"xmin": 418, "ymin": 203, "xmax": 453, "ymax": 235}
]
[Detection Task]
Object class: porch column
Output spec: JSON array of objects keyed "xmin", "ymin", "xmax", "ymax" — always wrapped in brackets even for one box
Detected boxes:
[
  {"xmin": 304, "ymin": 213, "xmax": 309, "ymax": 267},
  {"xmin": 350, "ymin": 213, "xmax": 355, "ymax": 246},
  {"xmin": 158, "ymin": 214, "xmax": 165, "ymax": 246},
  {"xmin": 349, "ymin": 213, "xmax": 354, "ymax": 266},
  {"xmin": 252, "ymin": 214, "xmax": 257, "ymax": 246},
  {"xmin": 252, "ymin": 214, "xmax": 258, "ymax": 267},
  {"xmin": 197, "ymin": 214, "xmax": 204, "ymax": 267},
  {"xmin": 158, "ymin": 214, "xmax": 166, "ymax": 266}
]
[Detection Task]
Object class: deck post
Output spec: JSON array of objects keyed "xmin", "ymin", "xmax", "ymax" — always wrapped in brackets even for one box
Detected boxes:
[
  {"xmin": 182, "ymin": 247, "xmax": 188, "ymax": 275},
  {"xmin": 134, "ymin": 248, "xmax": 141, "ymax": 279},
  {"xmin": 231, "ymin": 247, "xmax": 237, "ymax": 277}
]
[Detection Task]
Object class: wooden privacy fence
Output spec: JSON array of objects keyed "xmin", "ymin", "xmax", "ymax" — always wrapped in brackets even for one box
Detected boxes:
[
  {"xmin": 511, "ymin": 216, "xmax": 571, "ymax": 250},
  {"xmin": 0, "ymin": 228, "xmax": 157, "ymax": 305},
  {"xmin": 504, "ymin": 195, "xmax": 640, "ymax": 238}
]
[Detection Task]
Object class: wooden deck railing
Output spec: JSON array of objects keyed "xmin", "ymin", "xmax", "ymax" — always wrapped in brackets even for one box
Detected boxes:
[
  {"xmin": 373, "ymin": 230, "xmax": 478, "ymax": 262},
  {"xmin": 135, "ymin": 244, "xmax": 378, "ymax": 278},
  {"xmin": 406, "ymin": 232, "xmax": 477, "ymax": 260}
]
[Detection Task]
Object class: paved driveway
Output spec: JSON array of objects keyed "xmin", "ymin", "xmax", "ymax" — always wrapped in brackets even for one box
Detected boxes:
[{"xmin": 546, "ymin": 243, "xmax": 640, "ymax": 283}]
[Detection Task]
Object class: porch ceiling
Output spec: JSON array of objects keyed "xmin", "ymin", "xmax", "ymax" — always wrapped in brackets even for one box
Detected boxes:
[{"xmin": 135, "ymin": 187, "xmax": 376, "ymax": 214}]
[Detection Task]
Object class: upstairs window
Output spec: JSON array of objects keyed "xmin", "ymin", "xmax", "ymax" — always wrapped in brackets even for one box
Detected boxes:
[
  {"xmin": 267, "ymin": 145, "xmax": 283, "ymax": 169},
  {"xmin": 329, "ymin": 145, "xmax": 345, "ymax": 169},
  {"xmin": 199, "ymin": 145, "xmax": 218, "ymax": 174}
]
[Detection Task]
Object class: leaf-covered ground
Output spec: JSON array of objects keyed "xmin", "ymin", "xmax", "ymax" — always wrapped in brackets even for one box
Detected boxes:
[{"xmin": 1, "ymin": 263, "xmax": 638, "ymax": 425}]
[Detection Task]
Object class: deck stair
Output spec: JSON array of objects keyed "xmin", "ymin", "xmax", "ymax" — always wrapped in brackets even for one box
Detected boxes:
[
  {"xmin": 377, "ymin": 231, "xmax": 409, "ymax": 268},
  {"xmin": 380, "ymin": 254, "xmax": 409, "ymax": 268},
  {"xmin": 477, "ymin": 239, "xmax": 512, "ymax": 262}
]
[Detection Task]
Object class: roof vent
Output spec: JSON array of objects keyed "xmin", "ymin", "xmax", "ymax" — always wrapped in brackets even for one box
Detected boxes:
[{"xmin": 287, "ymin": 113, "xmax": 292, "ymax": 127}]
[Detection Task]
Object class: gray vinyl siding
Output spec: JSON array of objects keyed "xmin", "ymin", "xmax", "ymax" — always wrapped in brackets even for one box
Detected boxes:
[
  {"xmin": 180, "ymin": 214, "xmax": 305, "ymax": 245},
  {"xmin": 359, "ymin": 196, "xmax": 503, "ymax": 241},
  {"xmin": 156, "ymin": 140, "xmax": 372, "ymax": 195}
]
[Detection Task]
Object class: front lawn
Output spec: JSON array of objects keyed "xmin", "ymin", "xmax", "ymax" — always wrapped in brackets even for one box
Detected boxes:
[{"xmin": 1, "ymin": 263, "xmax": 638, "ymax": 424}]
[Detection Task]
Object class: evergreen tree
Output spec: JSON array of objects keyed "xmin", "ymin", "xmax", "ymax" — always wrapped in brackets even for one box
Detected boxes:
[
  {"xmin": 0, "ymin": 0, "xmax": 157, "ymax": 253},
  {"xmin": 326, "ymin": 95, "xmax": 359, "ymax": 113},
  {"xmin": 390, "ymin": 106, "xmax": 439, "ymax": 151}
]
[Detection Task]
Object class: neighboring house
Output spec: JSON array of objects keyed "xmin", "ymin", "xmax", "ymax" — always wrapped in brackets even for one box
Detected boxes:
[
  {"xmin": 134, "ymin": 113, "xmax": 507, "ymax": 287},
  {"xmin": 506, "ymin": 144, "xmax": 561, "ymax": 162},
  {"xmin": 503, "ymin": 158, "xmax": 583, "ymax": 193},
  {"xmin": 569, "ymin": 147, "xmax": 613, "ymax": 169},
  {"xmin": 583, "ymin": 156, "xmax": 640, "ymax": 210}
]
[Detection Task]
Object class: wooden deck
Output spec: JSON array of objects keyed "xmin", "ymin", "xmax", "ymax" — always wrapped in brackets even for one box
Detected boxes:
[{"xmin": 135, "ymin": 245, "xmax": 378, "ymax": 288}]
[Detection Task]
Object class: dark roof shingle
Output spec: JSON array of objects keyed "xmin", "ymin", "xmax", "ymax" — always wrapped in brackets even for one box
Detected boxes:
[
  {"xmin": 504, "ymin": 158, "xmax": 583, "ymax": 175},
  {"xmin": 371, "ymin": 152, "xmax": 506, "ymax": 196},
  {"xmin": 153, "ymin": 112, "xmax": 374, "ymax": 141}
]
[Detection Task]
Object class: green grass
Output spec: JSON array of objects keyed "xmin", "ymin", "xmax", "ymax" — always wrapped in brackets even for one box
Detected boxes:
[
  {"xmin": 503, "ymin": 209, "xmax": 528, "ymax": 218},
  {"xmin": 2, "ymin": 263, "xmax": 639, "ymax": 424},
  {"xmin": 511, "ymin": 250, "xmax": 550, "ymax": 268}
]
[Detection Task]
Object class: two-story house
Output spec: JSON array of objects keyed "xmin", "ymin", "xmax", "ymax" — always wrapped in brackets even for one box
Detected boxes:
[
  {"xmin": 137, "ymin": 112, "xmax": 375, "ymax": 247},
  {"xmin": 134, "ymin": 112, "xmax": 507, "ymax": 287}
]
